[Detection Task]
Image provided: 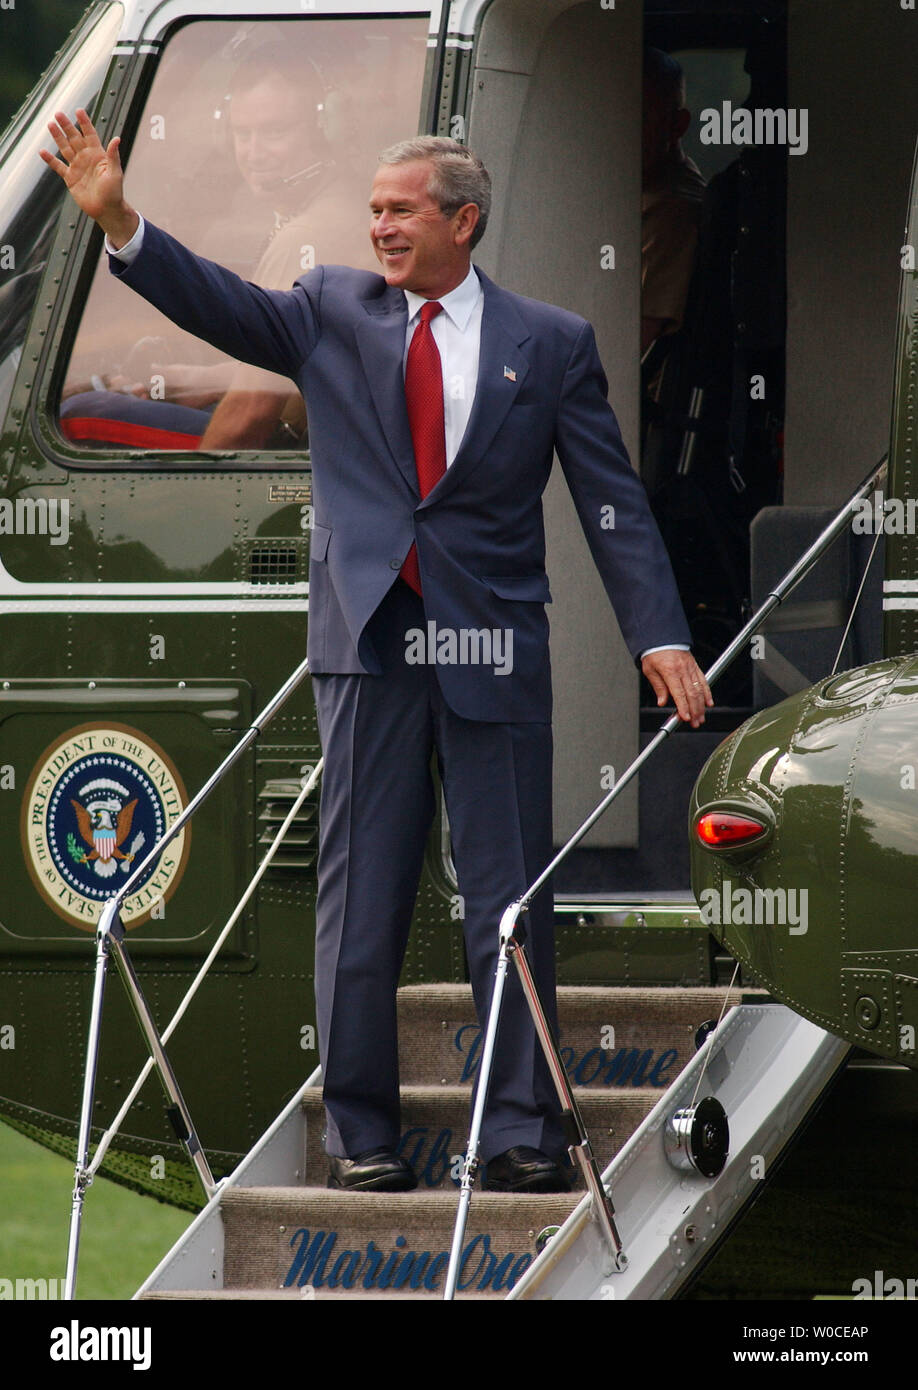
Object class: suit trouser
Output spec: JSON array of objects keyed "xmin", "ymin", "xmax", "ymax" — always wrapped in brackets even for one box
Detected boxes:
[{"xmin": 312, "ymin": 578, "xmax": 565, "ymax": 1165}]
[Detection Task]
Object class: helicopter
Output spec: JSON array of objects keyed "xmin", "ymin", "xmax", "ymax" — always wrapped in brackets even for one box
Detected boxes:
[{"xmin": 1, "ymin": 0, "xmax": 917, "ymax": 1301}]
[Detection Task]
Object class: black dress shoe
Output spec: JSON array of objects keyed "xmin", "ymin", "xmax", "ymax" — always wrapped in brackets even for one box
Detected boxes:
[
  {"xmin": 327, "ymin": 1148, "xmax": 417, "ymax": 1192},
  {"xmin": 482, "ymin": 1146, "xmax": 571, "ymax": 1193}
]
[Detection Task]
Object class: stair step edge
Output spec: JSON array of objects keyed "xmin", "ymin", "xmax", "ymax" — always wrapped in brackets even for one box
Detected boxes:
[
  {"xmin": 220, "ymin": 1186, "xmax": 580, "ymax": 1209},
  {"xmin": 299, "ymin": 1084, "xmax": 663, "ymax": 1103}
]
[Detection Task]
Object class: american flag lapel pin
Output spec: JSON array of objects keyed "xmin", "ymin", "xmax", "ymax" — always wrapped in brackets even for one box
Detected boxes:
[{"xmin": 503, "ymin": 365, "xmax": 517, "ymax": 382}]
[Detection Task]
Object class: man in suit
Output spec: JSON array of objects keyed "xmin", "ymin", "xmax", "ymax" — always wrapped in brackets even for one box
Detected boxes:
[{"xmin": 42, "ymin": 112, "xmax": 712, "ymax": 1194}]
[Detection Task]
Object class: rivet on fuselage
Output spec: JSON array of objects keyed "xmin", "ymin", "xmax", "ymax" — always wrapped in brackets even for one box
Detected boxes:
[{"xmin": 855, "ymin": 995, "xmax": 880, "ymax": 1030}]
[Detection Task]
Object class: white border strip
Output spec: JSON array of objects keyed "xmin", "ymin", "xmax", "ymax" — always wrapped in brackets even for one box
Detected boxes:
[
  {"xmin": 118, "ymin": 0, "xmax": 438, "ymax": 45},
  {"xmin": 0, "ymin": 556, "xmax": 307, "ymax": 603},
  {"xmin": 0, "ymin": 599, "xmax": 307, "ymax": 614}
]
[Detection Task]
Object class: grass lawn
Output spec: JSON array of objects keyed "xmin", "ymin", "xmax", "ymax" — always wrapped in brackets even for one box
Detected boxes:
[{"xmin": 0, "ymin": 1123, "xmax": 192, "ymax": 1300}]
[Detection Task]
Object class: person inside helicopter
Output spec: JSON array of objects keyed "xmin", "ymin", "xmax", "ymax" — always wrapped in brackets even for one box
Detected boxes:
[
  {"xmin": 58, "ymin": 39, "xmax": 374, "ymax": 451},
  {"xmin": 641, "ymin": 46, "xmax": 706, "ymax": 358}
]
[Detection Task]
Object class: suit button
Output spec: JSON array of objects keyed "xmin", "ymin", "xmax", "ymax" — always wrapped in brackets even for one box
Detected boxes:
[{"xmin": 389, "ymin": 558, "xmax": 402, "ymax": 569}]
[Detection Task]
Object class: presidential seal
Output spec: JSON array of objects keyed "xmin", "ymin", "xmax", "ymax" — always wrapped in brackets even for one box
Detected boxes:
[{"xmin": 22, "ymin": 723, "xmax": 190, "ymax": 930}]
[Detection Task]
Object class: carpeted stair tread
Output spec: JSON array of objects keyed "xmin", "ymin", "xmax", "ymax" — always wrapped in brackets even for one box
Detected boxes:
[
  {"xmin": 397, "ymin": 982, "xmax": 765, "ymax": 1009},
  {"xmin": 140, "ymin": 1287, "xmax": 495, "ymax": 1300},
  {"xmin": 221, "ymin": 1187, "xmax": 580, "ymax": 1296},
  {"xmin": 139, "ymin": 1287, "xmax": 495, "ymax": 1300},
  {"xmin": 299, "ymin": 1083, "xmax": 660, "ymax": 1104},
  {"xmin": 221, "ymin": 1186, "xmax": 581, "ymax": 1210},
  {"xmin": 297, "ymin": 1085, "xmax": 657, "ymax": 1188},
  {"xmin": 395, "ymin": 984, "xmax": 764, "ymax": 1086}
]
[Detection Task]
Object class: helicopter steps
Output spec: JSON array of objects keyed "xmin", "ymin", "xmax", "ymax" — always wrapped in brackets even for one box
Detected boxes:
[
  {"xmin": 509, "ymin": 1003, "xmax": 849, "ymax": 1299},
  {"xmin": 135, "ymin": 983, "xmax": 847, "ymax": 1301}
]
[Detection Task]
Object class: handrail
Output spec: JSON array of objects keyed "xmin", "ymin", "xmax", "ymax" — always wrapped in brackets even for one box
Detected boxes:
[
  {"xmin": 101, "ymin": 655, "xmax": 314, "ymax": 922},
  {"xmin": 522, "ymin": 452, "xmax": 888, "ymax": 906},
  {"xmin": 87, "ymin": 758, "xmax": 323, "ymax": 1179},
  {"xmin": 65, "ymin": 653, "xmax": 314, "ymax": 1299}
]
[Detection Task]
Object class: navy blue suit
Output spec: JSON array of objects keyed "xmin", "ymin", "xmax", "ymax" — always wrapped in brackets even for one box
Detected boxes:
[{"xmin": 112, "ymin": 225, "xmax": 691, "ymax": 1162}]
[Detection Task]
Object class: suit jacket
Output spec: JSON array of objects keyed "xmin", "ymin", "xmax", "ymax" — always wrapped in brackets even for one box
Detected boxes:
[{"xmin": 112, "ymin": 224, "xmax": 691, "ymax": 722}]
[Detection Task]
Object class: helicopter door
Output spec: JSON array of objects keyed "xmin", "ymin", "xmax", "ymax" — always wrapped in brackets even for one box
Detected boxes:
[{"xmin": 468, "ymin": 0, "xmax": 644, "ymax": 853}]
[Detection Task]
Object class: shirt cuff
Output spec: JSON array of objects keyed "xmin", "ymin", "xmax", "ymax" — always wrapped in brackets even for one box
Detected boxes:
[
  {"xmin": 640, "ymin": 643, "xmax": 690, "ymax": 658},
  {"xmin": 105, "ymin": 213, "xmax": 145, "ymax": 263}
]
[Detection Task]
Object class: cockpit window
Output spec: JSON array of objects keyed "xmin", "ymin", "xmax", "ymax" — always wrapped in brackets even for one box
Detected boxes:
[{"xmin": 57, "ymin": 17, "xmax": 428, "ymax": 457}]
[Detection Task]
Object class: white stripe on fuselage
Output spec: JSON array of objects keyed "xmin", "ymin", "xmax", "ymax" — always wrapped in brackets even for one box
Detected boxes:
[{"xmin": 0, "ymin": 555, "xmax": 307, "ymax": 612}]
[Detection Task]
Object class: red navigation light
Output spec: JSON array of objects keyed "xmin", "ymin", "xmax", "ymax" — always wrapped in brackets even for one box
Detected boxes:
[{"xmin": 695, "ymin": 811, "xmax": 767, "ymax": 848}]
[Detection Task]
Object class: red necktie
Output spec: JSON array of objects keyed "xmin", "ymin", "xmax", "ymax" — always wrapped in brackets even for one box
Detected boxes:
[{"xmin": 401, "ymin": 301, "xmax": 445, "ymax": 595}]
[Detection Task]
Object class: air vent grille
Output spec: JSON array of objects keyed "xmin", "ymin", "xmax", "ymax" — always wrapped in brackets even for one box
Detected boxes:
[
  {"xmin": 258, "ymin": 777, "xmax": 318, "ymax": 870},
  {"xmin": 248, "ymin": 544, "xmax": 301, "ymax": 585}
]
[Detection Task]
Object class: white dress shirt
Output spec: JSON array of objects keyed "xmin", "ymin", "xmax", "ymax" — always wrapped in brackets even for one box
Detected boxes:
[
  {"xmin": 403, "ymin": 265, "xmax": 482, "ymax": 468},
  {"xmin": 106, "ymin": 220, "xmax": 686, "ymax": 657},
  {"xmin": 105, "ymin": 214, "xmax": 146, "ymax": 263}
]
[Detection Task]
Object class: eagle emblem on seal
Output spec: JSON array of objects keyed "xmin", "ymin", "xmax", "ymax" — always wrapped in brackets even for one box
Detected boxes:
[{"xmin": 69, "ymin": 778, "xmax": 145, "ymax": 879}]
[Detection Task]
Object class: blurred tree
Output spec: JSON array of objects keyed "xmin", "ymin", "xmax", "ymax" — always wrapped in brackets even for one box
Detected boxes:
[{"xmin": 0, "ymin": 0, "xmax": 91, "ymax": 134}]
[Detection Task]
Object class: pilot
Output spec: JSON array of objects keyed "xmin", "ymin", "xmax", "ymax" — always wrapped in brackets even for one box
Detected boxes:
[
  {"xmin": 641, "ymin": 47, "xmax": 706, "ymax": 356},
  {"xmin": 195, "ymin": 42, "xmax": 370, "ymax": 449},
  {"xmin": 61, "ymin": 43, "xmax": 370, "ymax": 451}
]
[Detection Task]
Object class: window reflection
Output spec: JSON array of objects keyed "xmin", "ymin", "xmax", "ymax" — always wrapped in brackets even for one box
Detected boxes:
[{"xmin": 60, "ymin": 18, "xmax": 428, "ymax": 454}]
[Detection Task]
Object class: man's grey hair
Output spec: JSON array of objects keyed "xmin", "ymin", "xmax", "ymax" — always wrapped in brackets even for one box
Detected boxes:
[{"xmin": 377, "ymin": 136, "xmax": 491, "ymax": 249}]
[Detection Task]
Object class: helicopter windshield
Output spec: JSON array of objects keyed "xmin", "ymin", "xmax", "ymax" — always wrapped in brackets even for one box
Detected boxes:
[{"xmin": 55, "ymin": 16, "xmax": 429, "ymax": 456}]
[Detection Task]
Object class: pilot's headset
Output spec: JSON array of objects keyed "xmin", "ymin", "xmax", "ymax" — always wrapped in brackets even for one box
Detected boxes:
[{"xmin": 212, "ymin": 34, "xmax": 335, "ymax": 195}]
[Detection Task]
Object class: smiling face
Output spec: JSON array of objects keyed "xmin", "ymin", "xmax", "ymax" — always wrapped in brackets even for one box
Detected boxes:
[{"xmin": 369, "ymin": 159, "xmax": 477, "ymax": 297}]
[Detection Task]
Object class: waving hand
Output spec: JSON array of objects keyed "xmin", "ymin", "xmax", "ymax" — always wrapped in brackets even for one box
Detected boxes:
[{"xmin": 40, "ymin": 108, "xmax": 139, "ymax": 248}]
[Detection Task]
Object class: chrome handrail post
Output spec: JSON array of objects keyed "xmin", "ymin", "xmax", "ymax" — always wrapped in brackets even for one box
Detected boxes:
[
  {"xmin": 107, "ymin": 915, "xmax": 216, "ymax": 1199},
  {"xmin": 64, "ymin": 898, "xmax": 121, "ymax": 1300},
  {"xmin": 510, "ymin": 938, "xmax": 625, "ymax": 1271},
  {"xmin": 444, "ymin": 900, "xmax": 525, "ymax": 1300}
]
